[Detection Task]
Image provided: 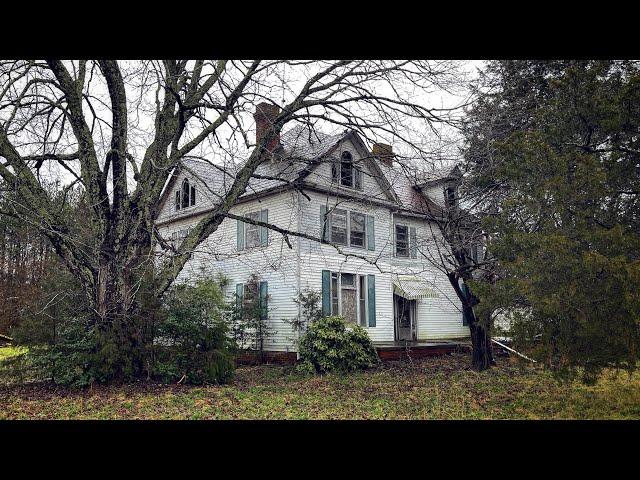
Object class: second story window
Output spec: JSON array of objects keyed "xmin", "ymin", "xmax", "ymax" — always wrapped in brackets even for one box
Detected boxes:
[
  {"xmin": 349, "ymin": 212, "xmax": 365, "ymax": 248},
  {"xmin": 236, "ymin": 209, "xmax": 269, "ymax": 251},
  {"xmin": 331, "ymin": 151, "xmax": 363, "ymax": 190},
  {"xmin": 244, "ymin": 211, "xmax": 261, "ymax": 248},
  {"xmin": 395, "ymin": 225, "xmax": 409, "ymax": 257},
  {"xmin": 321, "ymin": 205, "xmax": 375, "ymax": 251},
  {"xmin": 330, "ymin": 208, "xmax": 348, "ymax": 245},
  {"xmin": 175, "ymin": 178, "xmax": 196, "ymax": 211},
  {"xmin": 394, "ymin": 223, "xmax": 418, "ymax": 259}
]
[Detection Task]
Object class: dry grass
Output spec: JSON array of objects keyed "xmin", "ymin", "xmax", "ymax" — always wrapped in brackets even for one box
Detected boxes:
[{"xmin": 1, "ymin": 350, "xmax": 639, "ymax": 419}]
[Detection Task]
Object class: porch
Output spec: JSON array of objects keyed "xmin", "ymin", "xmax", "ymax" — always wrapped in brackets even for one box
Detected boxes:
[{"xmin": 374, "ymin": 340, "xmax": 470, "ymax": 361}]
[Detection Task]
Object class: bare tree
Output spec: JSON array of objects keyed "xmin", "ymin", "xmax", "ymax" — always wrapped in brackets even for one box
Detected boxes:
[{"xmin": 0, "ymin": 59, "xmax": 465, "ymax": 337}]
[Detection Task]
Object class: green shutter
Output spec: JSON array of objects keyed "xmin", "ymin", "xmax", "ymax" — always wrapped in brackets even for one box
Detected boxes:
[
  {"xmin": 235, "ymin": 283, "xmax": 244, "ymax": 313},
  {"xmin": 410, "ymin": 227, "xmax": 417, "ymax": 259},
  {"xmin": 260, "ymin": 209, "xmax": 268, "ymax": 246},
  {"xmin": 321, "ymin": 270, "xmax": 331, "ymax": 316},
  {"xmin": 259, "ymin": 281, "xmax": 268, "ymax": 320},
  {"xmin": 237, "ymin": 219, "xmax": 244, "ymax": 250},
  {"xmin": 366, "ymin": 214, "xmax": 375, "ymax": 251},
  {"xmin": 367, "ymin": 274, "xmax": 376, "ymax": 327}
]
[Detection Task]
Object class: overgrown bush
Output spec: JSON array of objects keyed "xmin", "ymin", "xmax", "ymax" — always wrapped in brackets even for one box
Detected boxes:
[
  {"xmin": 153, "ymin": 278, "xmax": 235, "ymax": 384},
  {"xmin": 4, "ymin": 272, "xmax": 235, "ymax": 387},
  {"xmin": 297, "ymin": 316, "xmax": 379, "ymax": 374}
]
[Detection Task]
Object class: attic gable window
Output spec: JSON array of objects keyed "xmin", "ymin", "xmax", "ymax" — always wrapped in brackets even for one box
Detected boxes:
[
  {"xmin": 175, "ymin": 178, "xmax": 196, "ymax": 211},
  {"xmin": 331, "ymin": 151, "xmax": 362, "ymax": 190},
  {"xmin": 444, "ymin": 185, "xmax": 456, "ymax": 208}
]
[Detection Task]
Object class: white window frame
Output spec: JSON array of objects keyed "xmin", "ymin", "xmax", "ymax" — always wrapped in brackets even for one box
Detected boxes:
[
  {"xmin": 325, "ymin": 207, "xmax": 369, "ymax": 249},
  {"xmin": 331, "ymin": 151, "xmax": 363, "ymax": 191},
  {"xmin": 175, "ymin": 178, "xmax": 196, "ymax": 211},
  {"xmin": 329, "ymin": 272, "xmax": 368, "ymax": 326}
]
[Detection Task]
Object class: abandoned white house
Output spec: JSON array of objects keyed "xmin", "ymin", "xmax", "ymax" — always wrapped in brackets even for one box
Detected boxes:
[{"xmin": 155, "ymin": 103, "xmax": 471, "ymax": 361}]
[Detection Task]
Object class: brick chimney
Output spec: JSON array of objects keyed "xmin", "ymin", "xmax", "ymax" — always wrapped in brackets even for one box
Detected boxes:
[
  {"xmin": 254, "ymin": 102, "xmax": 281, "ymax": 153},
  {"xmin": 372, "ymin": 143, "xmax": 394, "ymax": 167}
]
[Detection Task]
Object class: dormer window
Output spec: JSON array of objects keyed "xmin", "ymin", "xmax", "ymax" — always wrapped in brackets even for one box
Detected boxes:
[
  {"xmin": 175, "ymin": 178, "xmax": 196, "ymax": 211},
  {"xmin": 331, "ymin": 151, "xmax": 362, "ymax": 190},
  {"xmin": 444, "ymin": 185, "xmax": 456, "ymax": 208}
]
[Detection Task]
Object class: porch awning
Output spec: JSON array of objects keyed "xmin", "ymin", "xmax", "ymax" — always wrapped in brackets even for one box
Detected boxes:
[{"xmin": 392, "ymin": 275, "xmax": 438, "ymax": 300}]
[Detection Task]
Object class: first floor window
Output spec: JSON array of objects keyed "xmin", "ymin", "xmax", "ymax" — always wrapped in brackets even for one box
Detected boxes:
[
  {"xmin": 395, "ymin": 224, "xmax": 409, "ymax": 257},
  {"xmin": 331, "ymin": 272, "xmax": 339, "ymax": 315},
  {"xmin": 359, "ymin": 275, "xmax": 367, "ymax": 327},
  {"xmin": 243, "ymin": 282, "xmax": 258, "ymax": 307},
  {"xmin": 324, "ymin": 271, "xmax": 369, "ymax": 326}
]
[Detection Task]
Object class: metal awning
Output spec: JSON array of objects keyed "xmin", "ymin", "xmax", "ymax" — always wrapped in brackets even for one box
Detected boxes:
[{"xmin": 392, "ymin": 275, "xmax": 438, "ymax": 300}]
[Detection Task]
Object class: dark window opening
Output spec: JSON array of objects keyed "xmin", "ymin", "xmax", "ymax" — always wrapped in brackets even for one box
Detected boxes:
[
  {"xmin": 340, "ymin": 151, "xmax": 353, "ymax": 187},
  {"xmin": 350, "ymin": 212, "xmax": 365, "ymax": 248},
  {"xmin": 395, "ymin": 225, "xmax": 409, "ymax": 257},
  {"xmin": 330, "ymin": 208, "xmax": 348, "ymax": 245},
  {"xmin": 445, "ymin": 186, "xmax": 456, "ymax": 207},
  {"xmin": 178, "ymin": 179, "xmax": 196, "ymax": 210}
]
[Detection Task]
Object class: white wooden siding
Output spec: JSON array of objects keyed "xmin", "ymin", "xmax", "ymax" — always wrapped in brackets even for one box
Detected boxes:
[{"xmin": 155, "ymin": 156, "xmax": 468, "ymax": 353}]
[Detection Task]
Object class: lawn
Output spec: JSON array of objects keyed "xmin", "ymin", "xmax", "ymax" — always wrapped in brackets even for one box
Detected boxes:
[{"xmin": 1, "ymin": 348, "xmax": 639, "ymax": 419}]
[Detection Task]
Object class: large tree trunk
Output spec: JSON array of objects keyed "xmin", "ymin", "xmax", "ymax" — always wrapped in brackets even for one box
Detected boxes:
[
  {"xmin": 467, "ymin": 310, "xmax": 495, "ymax": 371},
  {"xmin": 448, "ymin": 273, "xmax": 494, "ymax": 371}
]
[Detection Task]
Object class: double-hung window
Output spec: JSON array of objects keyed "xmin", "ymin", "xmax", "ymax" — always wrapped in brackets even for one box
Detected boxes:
[
  {"xmin": 331, "ymin": 151, "xmax": 363, "ymax": 191},
  {"xmin": 395, "ymin": 225, "xmax": 409, "ymax": 257},
  {"xmin": 330, "ymin": 208, "xmax": 348, "ymax": 245},
  {"xmin": 395, "ymin": 223, "xmax": 418, "ymax": 259},
  {"xmin": 321, "ymin": 206, "xmax": 375, "ymax": 251},
  {"xmin": 244, "ymin": 211, "xmax": 261, "ymax": 248},
  {"xmin": 237, "ymin": 209, "xmax": 269, "ymax": 250},
  {"xmin": 322, "ymin": 271, "xmax": 375, "ymax": 327},
  {"xmin": 349, "ymin": 212, "xmax": 365, "ymax": 248}
]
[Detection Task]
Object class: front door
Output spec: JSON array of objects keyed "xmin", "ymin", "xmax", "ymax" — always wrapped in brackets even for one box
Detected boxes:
[{"xmin": 394, "ymin": 294, "xmax": 415, "ymax": 341}]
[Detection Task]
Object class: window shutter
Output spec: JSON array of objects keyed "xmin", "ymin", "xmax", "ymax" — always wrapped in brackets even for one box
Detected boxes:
[
  {"xmin": 259, "ymin": 281, "xmax": 268, "ymax": 320},
  {"xmin": 367, "ymin": 274, "xmax": 376, "ymax": 327},
  {"xmin": 321, "ymin": 270, "xmax": 331, "ymax": 316},
  {"xmin": 236, "ymin": 283, "xmax": 244, "ymax": 313},
  {"xmin": 410, "ymin": 227, "xmax": 417, "ymax": 259},
  {"xmin": 366, "ymin": 215, "xmax": 375, "ymax": 251},
  {"xmin": 260, "ymin": 209, "xmax": 269, "ymax": 246},
  {"xmin": 320, "ymin": 205, "xmax": 331, "ymax": 242},
  {"xmin": 237, "ymin": 219, "xmax": 244, "ymax": 250}
]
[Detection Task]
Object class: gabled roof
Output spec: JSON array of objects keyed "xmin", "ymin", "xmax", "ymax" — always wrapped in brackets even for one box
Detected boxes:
[
  {"xmin": 415, "ymin": 164, "xmax": 462, "ymax": 187},
  {"xmin": 156, "ymin": 124, "xmax": 452, "ymax": 221}
]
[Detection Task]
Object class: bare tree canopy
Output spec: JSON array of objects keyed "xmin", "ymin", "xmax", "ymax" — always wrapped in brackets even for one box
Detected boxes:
[{"xmin": 0, "ymin": 60, "xmax": 469, "ymax": 324}]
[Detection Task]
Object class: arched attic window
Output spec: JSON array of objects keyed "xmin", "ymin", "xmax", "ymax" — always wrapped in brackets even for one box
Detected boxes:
[{"xmin": 175, "ymin": 178, "xmax": 196, "ymax": 211}]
